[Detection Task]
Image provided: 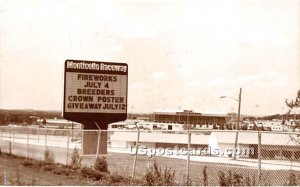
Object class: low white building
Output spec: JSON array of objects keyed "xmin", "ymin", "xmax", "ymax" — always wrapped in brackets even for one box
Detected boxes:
[{"xmin": 109, "ymin": 131, "xmax": 300, "ymax": 160}]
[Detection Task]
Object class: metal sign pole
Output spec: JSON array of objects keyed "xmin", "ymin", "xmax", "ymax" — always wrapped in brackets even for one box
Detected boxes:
[
  {"xmin": 96, "ymin": 130, "xmax": 101, "ymax": 158},
  {"xmin": 95, "ymin": 122, "xmax": 101, "ymax": 158}
]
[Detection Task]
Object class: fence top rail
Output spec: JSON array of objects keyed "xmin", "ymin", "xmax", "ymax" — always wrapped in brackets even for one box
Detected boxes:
[
  {"xmin": 106, "ymin": 129, "xmax": 300, "ymax": 135},
  {"xmin": 0, "ymin": 126, "xmax": 300, "ymax": 136}
]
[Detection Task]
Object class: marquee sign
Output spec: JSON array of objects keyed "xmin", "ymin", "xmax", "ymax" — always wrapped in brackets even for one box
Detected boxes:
[{"xmin": 63, "ymin": 59, "xmax": 128, "ymax": 129}]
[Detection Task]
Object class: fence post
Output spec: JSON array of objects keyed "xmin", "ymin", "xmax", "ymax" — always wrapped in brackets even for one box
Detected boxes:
[
  {"xmin": 186, "ymin": 130, "xmax": 191, "ymax": 185},
  {"xmin": 132, "ymin": 125, "xmax": 140, "ymax": 178},
  {"xmin": 26, "ymin": 131, "xmax": 29, "ymax": 159},
  {"xmin": 9, "ymin": 141, "xmax": 11, "ymax": 155},
  {"xmin": 45, "ymin": 131, "xmax": 47, "ymax": 149},
  {"xmin": 233, "ymin": 131, "xmax": 239, "ymax": 160},
  {"xmin": 96, "ymin": 130, "xmax": 101, "ymax": 158},
  {"xmin": 258, "ymin": 130, "xmax": 262, "ymax": 185},
  {"xmin": 37, "ymin": 126, "xmax": 40, "ymax": 143},
  {"xmin": 0, "ymin": 128, "xmax": 2, "ymax": 147},
  {"xmin": 12, "ymin": 126, "xmax": 14, "ymax": 155},
  {"xmin": 66, "ymin": 130, "xmax": 70, "ymax": 165}
]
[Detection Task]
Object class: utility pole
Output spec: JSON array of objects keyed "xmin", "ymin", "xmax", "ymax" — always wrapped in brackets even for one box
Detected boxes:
[
  {"xmin": 237, "ymin": 88, "xmax": 242, "ymax": 130},
  {"xmin": 233, "ymin": 88, "xmax": 242, "ymax": 160},
  {"xmin": 186, "ymin": 110, "xmax": 192, "ymax": 185}
]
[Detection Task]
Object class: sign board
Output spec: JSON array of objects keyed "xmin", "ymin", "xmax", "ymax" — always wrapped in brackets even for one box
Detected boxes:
[{"xmin": 63, "ymin": 59, "xmax": 128, "ymax": 129}]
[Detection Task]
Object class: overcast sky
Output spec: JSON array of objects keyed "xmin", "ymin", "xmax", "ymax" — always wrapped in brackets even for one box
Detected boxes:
[{"xmin": 0, "ymin": 0, "xmax": 299, "ymax": 116}]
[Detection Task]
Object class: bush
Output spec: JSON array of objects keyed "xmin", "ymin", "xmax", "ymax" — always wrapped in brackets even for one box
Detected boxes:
[
  {"xmin": 94, "ymin": 156, "xmax": 109, "ymax": 173},
  {"xmin": 244, "ymin": 175, "xmax": 255, "ymax": 186},
  {"xmin": 21, "ymin": 159, "xmax": 35, "ymax": 168},
  {"xmin": 144, "ymin": 161, "xmax": 175, "ymax": 186},
  {"xmin": 109, "ymin": 174, "xmax": 126, "ymax": 184},
  {"xmin": 218, "ymin": 171, "xmax": 227, "ymax": 186},
  {"xmin": 285, "ymin": 172, "xmax": 299, "ymax": 186},
  {"xmin": 43, "ymin": 164, "xmax": 56, "ymax": 172},
  {"xmin": 218, "ymin": 170, "xmax": 245, "ymax": 186},
  {"xmin": 41, "ymin": 162, "xmax": 77, "ymax": 177},
  {"xmin": 94, "ymin": 173, "xmax": 145, "ymax": 186},
  {"xmin": 44, "ymin": 149, "xmax": 55, "ymax": 164},
  {"xmin": 217, "ymin": 170, "xmax": 267, "ymax": 186},
  {"xmin": 52, "ymin": 166, "xmax": 74, "ymax": 176},
  {"xmin": 70, "ymin": 148, "xmax": 81, "ymax": 169},
  {"xmin": 52, "ymin": 167, "xmax": 66, "ymax": 175},
  {"xmin": 81, "ymin": 167, "xmax": 107, "ymax": 181}
]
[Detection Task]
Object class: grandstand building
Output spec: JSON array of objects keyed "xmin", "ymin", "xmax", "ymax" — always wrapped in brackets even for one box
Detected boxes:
[{"xmin": 153, "ymin": 110, "xmax": 227, "ymax": 127}]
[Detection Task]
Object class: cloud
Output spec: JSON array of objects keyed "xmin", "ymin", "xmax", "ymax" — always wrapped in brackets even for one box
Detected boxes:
[
  {"xmin": 108, "ymin": 44, "xmax": 123, "ymax": 53},
  {"xmin": 130, "ymin": 82, "xmax": 145, "ymax": 89},
  {"xmin": 109, "ymin": 17, "xmax": 156, "ymax": 38},
  {"xmin": 149, "ymin": 71, "xmax": 170, "ymax": 81},
  {"xmin": 1, "ymin": 0, "xmax": 299, "ymax": 116}
]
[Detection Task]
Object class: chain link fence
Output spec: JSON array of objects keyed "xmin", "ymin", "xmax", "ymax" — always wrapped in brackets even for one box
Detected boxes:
[{"xmin": 1, "ymin": 126, "xmax": 300, "ymax": 185}]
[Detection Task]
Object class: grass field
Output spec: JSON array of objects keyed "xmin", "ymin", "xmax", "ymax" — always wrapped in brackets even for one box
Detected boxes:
[
  {"xmin": 1, "ymin": 150, "xmax": 300, "ymax": 185},
  {"xmin": 0, "ymin": 154, "xmax": 91, "ymax": 185},
  {"xmin": 100, "ymin": 152, "xmax": 300, "ymax": 186}
]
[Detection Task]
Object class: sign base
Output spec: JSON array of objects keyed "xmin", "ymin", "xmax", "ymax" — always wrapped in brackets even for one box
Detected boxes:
[{"xmin": 82, "ymin": 130, "xmax": 108, "ymax": 155}]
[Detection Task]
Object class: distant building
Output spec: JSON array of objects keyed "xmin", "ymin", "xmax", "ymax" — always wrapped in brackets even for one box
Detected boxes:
[
  {"xmin": 127, "ymin": 113, "xmax": 154, "ymax": 121},
  {"xmin": 225, "ymin": 112, "xmax": 246, "ymax": 128},
  {"xmin": 37, "ymin": 118, "xmax": 81, "ymax": 129},
  {"xmin": 153, "ymin": 110, "xmax": 227, "ymax": 127}
]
